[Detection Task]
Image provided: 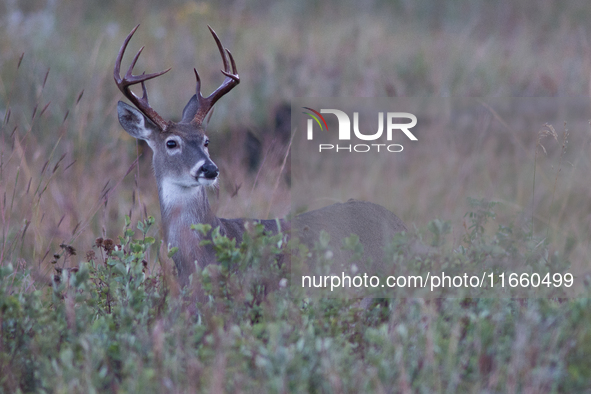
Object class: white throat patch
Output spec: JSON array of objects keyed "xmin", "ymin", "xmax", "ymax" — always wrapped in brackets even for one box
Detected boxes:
[{"xmin": 160, "ymin": 177, "xmax": 204, "ymax": 208}]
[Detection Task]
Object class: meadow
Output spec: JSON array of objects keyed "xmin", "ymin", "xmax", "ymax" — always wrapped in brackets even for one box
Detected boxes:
[{"xmin": 1, "ymin": 0, "xmax": 591, "ymax": 392}]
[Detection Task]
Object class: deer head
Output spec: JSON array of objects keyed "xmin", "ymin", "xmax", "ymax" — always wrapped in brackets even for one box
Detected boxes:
[{"xmin": 114, "ymin": 25, "xmax": 239, "ymax": 206}]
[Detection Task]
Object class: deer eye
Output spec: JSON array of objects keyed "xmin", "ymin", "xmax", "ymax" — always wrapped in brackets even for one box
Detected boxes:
[
  {"xmin": 166, "ymin": 140, "xmax": 177, "ymax": 149},
  {"xmin": 204, "ymin": 139, "xmax": 209, "ymax": 148}
]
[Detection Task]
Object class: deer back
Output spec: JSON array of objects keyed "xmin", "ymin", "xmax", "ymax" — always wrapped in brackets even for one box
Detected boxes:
[{"xmin": 293, "ymin": 199, "xmax": 406, "ymax": 268}]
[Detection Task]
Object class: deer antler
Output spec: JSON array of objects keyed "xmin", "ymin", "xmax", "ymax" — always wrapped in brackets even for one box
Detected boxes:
[
  {"xmin": 114, "ymin": 24, "xmax": 171, "ymax": 131},
  {"xmin": 192, "ymin": 26, "xmax": 240, "ymax": 125}
]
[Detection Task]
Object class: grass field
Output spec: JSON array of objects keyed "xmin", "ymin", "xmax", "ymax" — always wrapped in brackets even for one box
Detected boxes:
[{"xmin": 1, "ymin": 0, "xmax": 591, "ymax": 392}]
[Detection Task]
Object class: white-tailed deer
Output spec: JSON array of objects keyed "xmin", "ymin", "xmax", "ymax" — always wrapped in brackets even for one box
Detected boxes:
[{"xmin": 114, "ymin": 25, "xmax": 406, "ymax": 285}]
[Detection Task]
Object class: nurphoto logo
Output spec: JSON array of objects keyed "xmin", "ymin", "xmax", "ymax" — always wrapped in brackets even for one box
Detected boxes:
[{"xmin": 303, "ymin": 108, "xmax": 418, "ymax": 153}]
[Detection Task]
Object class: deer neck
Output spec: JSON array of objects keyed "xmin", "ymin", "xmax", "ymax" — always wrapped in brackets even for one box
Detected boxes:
[{"xmin": 157, "ymin": 179, "xmax": 221, "ymax": 260}]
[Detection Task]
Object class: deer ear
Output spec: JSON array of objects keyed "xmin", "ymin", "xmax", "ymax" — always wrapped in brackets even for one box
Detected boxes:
[
  {"xmin": 117, "ymin": 101, "xmax": 158, "ymax": 140},
  {"xmin": 180, "ymin": 95, "xmax": 214, "ymax": 126},
  {"xmin": 181, "ymin": 94, "xmax": 199, "ymax": 123}
]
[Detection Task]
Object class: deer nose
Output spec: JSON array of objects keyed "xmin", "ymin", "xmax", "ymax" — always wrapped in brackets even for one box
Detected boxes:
[{"xmin": 201, "ymin": 162, "xmax": 219, "ymax": 179}]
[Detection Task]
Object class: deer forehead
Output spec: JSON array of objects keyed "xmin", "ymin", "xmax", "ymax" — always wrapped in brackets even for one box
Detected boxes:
[{"xmin": 160, "ymin": 123, "xmax": 207, "ymax": 141}]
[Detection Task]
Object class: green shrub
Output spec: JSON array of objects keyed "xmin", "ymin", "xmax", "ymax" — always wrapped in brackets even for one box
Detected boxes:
[{"xmin": 1, "ymin": 208, "xmax": 590, "ymax": 392}]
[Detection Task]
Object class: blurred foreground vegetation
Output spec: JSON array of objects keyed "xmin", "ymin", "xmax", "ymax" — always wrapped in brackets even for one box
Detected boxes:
[{"xmin": 2, "ymin": 209, "xmax": 591, "ymax": 392}]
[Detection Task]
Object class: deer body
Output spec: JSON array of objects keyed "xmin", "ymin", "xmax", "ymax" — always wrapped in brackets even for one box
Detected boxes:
[
  {"xmin": 114, "ymin": 25, "xmax": 406, "ymax": 284},
  {"xmin": 158, "ymin": 181, "xmax": 285, "ymax": 280}
]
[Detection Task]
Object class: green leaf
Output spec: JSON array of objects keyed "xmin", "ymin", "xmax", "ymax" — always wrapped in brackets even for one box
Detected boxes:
[
  {"xmin": 168, "ymin": 247, "xmax": 179, "ymax": 258},
  {"xmin": 191, "ymin": 223, "xmax": 212, "ymax": 236},
  {"xmin": 131, "ymin": 243, "xmax": 143, "ymax": 253}
]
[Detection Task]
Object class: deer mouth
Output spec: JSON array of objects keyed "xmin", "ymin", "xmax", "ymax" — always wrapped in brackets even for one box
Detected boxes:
[{"xmin": 195, "ymin": 175, "xmax": 217, "ymax": 186}]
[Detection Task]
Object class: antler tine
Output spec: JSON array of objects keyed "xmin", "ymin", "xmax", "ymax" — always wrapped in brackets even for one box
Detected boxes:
[
  {"xmin": 114, "ymin": 24, "xmax": 139, "ymax": 83},
  {"xmin": 221, "ymin": 49, "xmax": 239, "ymax": 80},
  {"xmin": 114, "ymin": 24, "xmax": 171, "ymax": 131},
  {"xmin": 192, "ymin": 26, "xmax": 240, "ymax": 125},
  {"xmin": 140, "ymin": 73, "xmax": 150, "ymax": 102},
  {"xmin": 208, "ymin": 25, "xmax": 229, "ymax": 73},
  {"xmin": 193, "ymin": 68, "xmax": 202, "ymax": 98}
]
